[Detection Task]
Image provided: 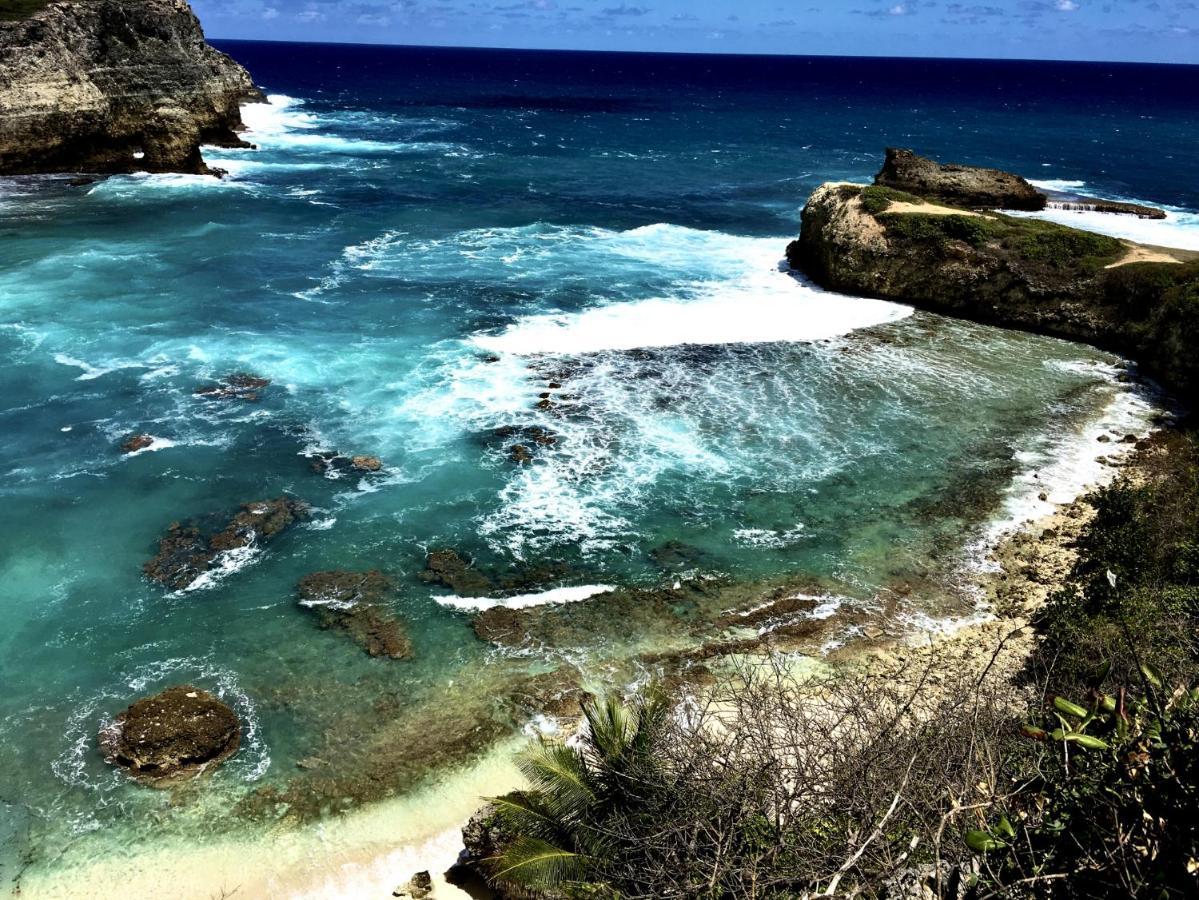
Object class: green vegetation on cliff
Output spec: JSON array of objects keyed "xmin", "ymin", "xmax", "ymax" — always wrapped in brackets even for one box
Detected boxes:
[{"xmin": 792, "ymin": 183, "xmax": 1199, "ymax": 397}]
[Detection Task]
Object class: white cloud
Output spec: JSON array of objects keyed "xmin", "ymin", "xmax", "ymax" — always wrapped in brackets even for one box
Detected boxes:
[
  {"xmin": 1055, "ymin": 0, "xmax": 1080, "ymax": 10},
  {"xmin": 261, "ymin": 6, "xmax": 279, "ymax": 20},
  {"xmin": 889, "ymin": 4, "xmax": 908, "ymax": 15}
]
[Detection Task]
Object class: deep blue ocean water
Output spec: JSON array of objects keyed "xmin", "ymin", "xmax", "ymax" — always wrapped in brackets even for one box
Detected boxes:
[{"xmin": 1, "ymin": 45, "xmax": 1196, "ymax": 896}]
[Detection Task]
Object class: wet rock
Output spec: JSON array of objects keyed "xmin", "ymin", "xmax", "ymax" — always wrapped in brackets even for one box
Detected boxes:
[
  {"xmin": 509, "ymin": 444, "xmax": 533, "ymax": 464},
  {"xmin": 1097, "ymin": 434, "xmax": 1111, "ymax": 443},
  {"xmin": 194, "ymin": 372, "xmax": 271, "ymax": 402},
  {"xmin": 297, "ymin": 570, "xmax": 412, "ymax": 660},
  {"xmin": 874, "ymin": 147, "xmax": 1046, "ymax": 211},
  {"xmin": 420, "ymin": 549, "xmax": 493, "ymax": 597},
  {"xmin": 1050, "ymin": 198, "xmax": 1166, "ymax": 220},
  {"xmin": 393, "ymin": 871, "xmax": 433, "ymax": 898},
  {"xmin": 144, "ymin": 496, "xmax": 307, "ymax": 590},
  {"xmin": 1121, "ymin": 434, "xmax": 1139, "ymax": 444},
  {"xmin": 99, "ymin": 685, "xmax": 239, "ymax": 785},
  {"xmin": 308, "ymin": 450, "xmax": 386, "ymax": 477},
  {"xmin": 510, "ymin": 667, "xmax": 591, "ymax": 719},
  {"xmin": 119, "ymin": 433, "xmax": 154, "ymax": 453},
  {"xmin": 349, "ymin": 455, "xmax": 382, "ymax": 472}
]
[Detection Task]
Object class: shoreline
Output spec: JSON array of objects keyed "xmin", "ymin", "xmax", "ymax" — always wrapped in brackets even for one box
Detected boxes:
[{"xmin": 12, "ymin": 378, "xmax": 1163, "ymax": 900}]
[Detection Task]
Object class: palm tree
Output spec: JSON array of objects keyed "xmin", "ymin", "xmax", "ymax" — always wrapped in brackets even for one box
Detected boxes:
[{"xmin": 486, "ymin": 688, "xmax": 671, "ymax": 897}]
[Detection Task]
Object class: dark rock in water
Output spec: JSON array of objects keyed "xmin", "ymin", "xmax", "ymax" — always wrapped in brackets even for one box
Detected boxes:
[
  {"xmin": 144, "ymin": 496, "xmax": 307, "ymax": 590},
  {"xmin": 509, "ymin": 443, "xmax": 533, "ymax": 464},
  {"xmin": 0, "ymin": 0, "xmax": 264, "ymax": 177},
  {"xmin": 308, "ymin": 450, "xmax": 386, "ymax": 477},
  {"xmin": 349, "ymin": 455, "xmax": 383, "ymax": 472},
  {"xmin": 874, "ymin": 147, "xmax": 1047, "ymax": 211},
  {"xmin": 650, "ymin": 539, "xmax": 706, "ymax": 569},
  {"xmin": 99, "ymin": 685, "xmax": 239, "ymax": 785},
  {"xmin": 297, "ymin": 570, "xmax": 412, "ymax": 660},
  {"xmin": 119, "ymin": 433, "xmax": 155, "ymax": 453},
  {"xmin": 472, "ymin": 607, "xmax": 525, "ymax": 645},
  {"xmin": 1097, "ymin": 434, "xmax": 1111, "ymax": 443},
  {"xmin": 195, "ymin": 372, "xmax": 271, "ymax": 402},
  {"xmin": 420, "ymin": 549, "xmax": 494, "ymax": 597},
  {"xmin": 509, "ymin": 667, "xmax": 591, "ymax": 719},
  {"xmin": 67, "ymin": 175, "xmax": 95, "ymax": 186}
]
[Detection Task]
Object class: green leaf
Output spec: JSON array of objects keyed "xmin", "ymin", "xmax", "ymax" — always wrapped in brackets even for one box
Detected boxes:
[
  {"xmin": 492, "ymin": 836, "xmax": 584, "ymax": 888},
  {"xmin": 996, "ymin": 816, "xmax": 1016, "ymax": 839},
  {"xmin": 1054, "ymin": 697, "xmax": 1089, "ymax": 719},
  {"xmin": 1140, "ymin": 663, "xmax": 1164, "ymax": 689},
  {"xmin": 1064, "ymin": 733, "xmax": 1109, "ymax": 751},
  {"xmin": 965, "ymin": 830, "xmax": 1007, "ymax": 853}
]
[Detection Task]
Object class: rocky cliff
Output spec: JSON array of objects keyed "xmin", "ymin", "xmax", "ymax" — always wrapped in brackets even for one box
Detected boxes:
[
  {"xmin": 0, "ymin": 0, "xmax": 263, "ymax": 175},
  {"xmin": 874, "ymin": 148, "xmax": 1047, "ymax": 211},
  {"xmin": 789, "ymin": 157, "xmax": 1199, "ymax": 396}
]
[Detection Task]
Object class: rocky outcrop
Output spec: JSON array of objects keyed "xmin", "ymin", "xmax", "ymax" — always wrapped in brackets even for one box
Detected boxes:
[
  {"xmin": 297, "ymin": 570, "xmax": 412, "ymax": 660},
  {"xmin": 874, "ymin": 148, "xmax": 1047, "ymax": 211},
  {"xmin": 99, "ymin": 685, "xmax": 240, "ymax": 785},
  {"xmin": 195, "ymin": 373, "xmax": 271, "ymax": 402},
  {"xmin": 790, "ymin": 169, "xmax": 1199, "ymax": 397},
  {"xmin": 0, "ymin": 0, "xmax": 263, "ymax": 176},
  {"xmin": 145, "ymin": 496, "xmax": 307, "ymax": 590}
]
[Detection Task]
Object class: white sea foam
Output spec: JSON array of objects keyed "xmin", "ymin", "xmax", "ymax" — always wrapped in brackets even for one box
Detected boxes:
[
  {"xmin": 120, "ymin": 436, "xmax": 177, "ymax": 457},
  {"xmin": 436, "ymin": 584, "xmax": 615, "ymax": 612},
  {"xmin": 1029, "ymin": 178, "xmax": 1088, "ymax": 192},
  {"xmin": 470, "ymin": 226, "xmax": 911, "ymax": 355},
  {"xmin": 1007, "ymin": 183, "xmax": 1199, "ymax": 250},
  {"xmin": 732, "ymin": 525, "xmax": 807, "ymax": 549},
  {"xmin": 53, "ymin": 353, "xmax": 145, "ymax": 381}
]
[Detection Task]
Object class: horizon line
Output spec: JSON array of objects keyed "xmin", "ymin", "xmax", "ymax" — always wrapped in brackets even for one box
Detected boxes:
[{"xmin": 206, "ymin": 36, "xmax": 1198, "ymax": 69}]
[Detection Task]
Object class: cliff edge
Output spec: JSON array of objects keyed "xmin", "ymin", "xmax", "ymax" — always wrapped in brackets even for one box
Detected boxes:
[
  {"xmin": 789, "ymin": 154, "xmax": 1199, "ymax": 396},
  {"xmin": 0, "ymin": 0, "xmax": 263, "ymax": 175}
]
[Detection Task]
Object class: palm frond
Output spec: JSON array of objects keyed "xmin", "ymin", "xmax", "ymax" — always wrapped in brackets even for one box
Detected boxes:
[
  {"xmin": 492, "ymin": 835, "xmax": 585, "ymax": 889},
  {"xmin": 518, "ymin": 742, "xmax": 597, "ymax": 819}
]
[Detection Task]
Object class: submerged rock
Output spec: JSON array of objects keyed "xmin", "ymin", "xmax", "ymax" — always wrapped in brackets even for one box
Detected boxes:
[
  {"xmin": 874, "ymin": 147, "xmax": 1046, "ymax": 211},
  {"xmin": 144, "ymin": 496, "xmax": 307, "ymax": 590},
  {"xmin": 420, "ymin": 549, "xmax": 494, "ymax": 597},
  {"xmin": 297, "ymin": 570, "xmax": 412, "ymax": 660},
  {"xmin": 0, "ymin": 0, "xmax": 263, "ymax": 176},
  {"xmin": 194, "ymin": 372, "xmax": 271, "ymax": 402},
  {"xmin": 99, "ymin": 685, "xmax": 240, "ymax": 785},
  {"xmin": 119, "ymin": 433, "xmax": 154, "ymax": 453},
  {"xmin": 393, "ymin": 871, "xmax": 433, "ymax": 899}
]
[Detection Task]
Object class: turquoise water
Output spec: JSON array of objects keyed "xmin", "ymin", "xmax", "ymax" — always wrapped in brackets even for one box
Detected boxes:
[{"xmin": 1, "ymin": 45, "xmax": 1194, "ymax": 896}]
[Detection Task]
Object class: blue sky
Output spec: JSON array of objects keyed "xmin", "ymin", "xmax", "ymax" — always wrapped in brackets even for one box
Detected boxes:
[{"xmin": 195, "ymin": 0, "xmax": 1198, "ymax": 63}]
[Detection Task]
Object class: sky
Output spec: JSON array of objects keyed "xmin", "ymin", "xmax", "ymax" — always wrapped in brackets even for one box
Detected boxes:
[{"xmin": 194, "ymin": 0, "xmax": 1199, "ymax": 63}]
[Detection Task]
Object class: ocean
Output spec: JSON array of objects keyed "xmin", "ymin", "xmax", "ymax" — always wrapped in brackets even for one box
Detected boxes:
[{"xmin": 1, "ymin": 44, "xmax": 1197, "ymax": 897}]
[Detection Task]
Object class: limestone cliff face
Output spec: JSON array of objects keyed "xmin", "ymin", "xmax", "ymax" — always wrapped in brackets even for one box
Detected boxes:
[
  {"xmin": 875, "ymin": 148, "xmax": 1047, "ymax": 212},
  {"xmin": 790, "ymin": 178, "xmax": 1199, "ymax": 396},
  {"xmin": 0, "ymin": 0, "xmax": 263, "ymax": 175}
]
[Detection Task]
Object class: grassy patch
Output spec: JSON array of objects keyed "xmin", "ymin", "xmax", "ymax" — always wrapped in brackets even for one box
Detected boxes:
[
  {"xmin": 878, "ymin": 210, "xmax": 1005, "ymax": 248},
  {"xmin": 858, "ymin": 184, "xmax": 921, "ymax": 215}
]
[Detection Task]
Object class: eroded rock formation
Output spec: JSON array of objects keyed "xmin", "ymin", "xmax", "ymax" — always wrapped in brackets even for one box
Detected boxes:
[
  {"xmin": 0, "ymin": 0, "xmax": 263, "ymax": 175},
  {"xmin": 297, "ymin": 570, "xmax": 412, "ymax": 660},
  {"xmin": 874, "ymin": 147, "xmax": 1047, "ymax": 211}
]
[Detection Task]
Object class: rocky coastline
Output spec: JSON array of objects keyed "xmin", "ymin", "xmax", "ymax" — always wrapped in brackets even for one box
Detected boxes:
[
  {"xmin": 0, "ymin": 0, "xmax": 262, "ymax": 176},
  {"xmin": 790, "ymin": 149, "xmax": 1199, "ymax": 396}
]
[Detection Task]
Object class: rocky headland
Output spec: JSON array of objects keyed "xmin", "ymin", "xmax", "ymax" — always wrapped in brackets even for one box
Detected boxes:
[
  {"xmin": 790, "ymin": 149, "xmax": 1199, "ymax": 395},
  {"xmin": 0, "ymin": 0, "xmax": 262, "ymax": 176}
]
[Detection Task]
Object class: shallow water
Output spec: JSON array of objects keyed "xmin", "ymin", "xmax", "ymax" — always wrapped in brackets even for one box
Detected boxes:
[{"xmin": 1, "ymin": 45, "xmax": 1196, "ymax": 897}]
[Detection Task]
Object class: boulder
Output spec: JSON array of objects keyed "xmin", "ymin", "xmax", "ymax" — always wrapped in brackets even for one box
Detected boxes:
[
  {"xmin": 874, "ymin": 147, "xmax": 1047, "ymax": 211},
  {"xmin": 119, "ymin": 433, "xmax": 154, "ymax": 453},
  {"xmin": 393, "ymin": 871, "xmax": 433, "ymax": 898},
  {"xmin": 99, "ymin": 685, "xmax": 240, "ymax": 785},
  {"xmin": 349, "ymin": 455, "xmax": 383, "ymax": 472}
]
